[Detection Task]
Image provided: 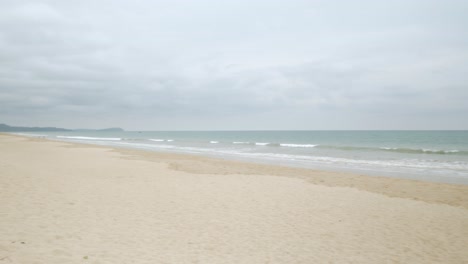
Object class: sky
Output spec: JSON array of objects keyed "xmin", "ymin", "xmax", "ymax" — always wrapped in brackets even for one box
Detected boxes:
[{"xmin": 0, "ymin": 0, "xmax": 467, "ymax": 130}]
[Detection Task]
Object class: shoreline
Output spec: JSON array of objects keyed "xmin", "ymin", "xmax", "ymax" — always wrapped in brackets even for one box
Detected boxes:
[
  {"xmin": 9, "ymin": 131, "xmax": 468, "ymax": 186},
  {"xmin": 8, "ymin": 133, "xmax": 468, "ymax": 209},
  {"xmin": 1, "ymin": 133, "xmax": 468, "ymax": 263}
]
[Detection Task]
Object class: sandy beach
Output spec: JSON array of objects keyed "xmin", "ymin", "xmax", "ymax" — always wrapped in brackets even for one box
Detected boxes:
[{"xmin": 1, "ymin": 134, "xmax": 467, "ymax": 264}]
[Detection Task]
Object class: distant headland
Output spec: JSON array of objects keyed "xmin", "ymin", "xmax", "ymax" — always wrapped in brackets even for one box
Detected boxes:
[{"xmin": 0, "ymin": 123, "xmax": 124, "ymax": 132}]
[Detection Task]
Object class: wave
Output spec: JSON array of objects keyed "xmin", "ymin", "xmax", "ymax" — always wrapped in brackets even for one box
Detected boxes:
[
  {"xmin": 313, "ymin": 144, "xmax": 466, "ymax": 155},
  {"xmin": 121, "ymin": 138, "xmax": 142, "ymax": 141},
  {"xmin": 56, "ymin": 136, "xmax": 122, "ymax": 141},
  {"xmin": 280, "ymin": 143, "xmax": 317, "ymax": 148},
  {"xmin": 148, "ymin": 138, "xmax": 174, "ymax": 142},
  {"xmin": 380, "ymin": 147, "xmax": 464, "ymax": 155},
  {"xmin": 13, "ymin": 133, "xmax": 46, "ymax": 137},
  {"xmin": 252, "ymin": 142, "xmax": 317, "ymax": 148},
  {"xmin": 316, "ymin": 145, "xmax": 371, "ymax": 151},
  {"xmin": 210, "ymin": 141, "xmax": 219, "ymax": 144},
  {"xmin": 233, "ymin": 141, "xmax": 251, "ymax": 144},
  {"xmin": 237, "ymin": 152, "xmax": 468, "ymax": 171}
]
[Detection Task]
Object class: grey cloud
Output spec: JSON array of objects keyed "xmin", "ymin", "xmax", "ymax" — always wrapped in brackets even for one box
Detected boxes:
[{"xmin": 1, "ymin": 0, "xmax": 467, "ymax": 129}]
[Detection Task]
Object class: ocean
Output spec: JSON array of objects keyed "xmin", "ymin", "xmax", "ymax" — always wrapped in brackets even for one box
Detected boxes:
[{"xmin": 16, "ymin": 130, "xmax": 468, "ymax": 184}]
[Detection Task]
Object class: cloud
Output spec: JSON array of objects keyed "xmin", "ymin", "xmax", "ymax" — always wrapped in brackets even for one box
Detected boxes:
[{"xmin": 1, "ymin": 0, "xmax": 467, "ymax": 129}]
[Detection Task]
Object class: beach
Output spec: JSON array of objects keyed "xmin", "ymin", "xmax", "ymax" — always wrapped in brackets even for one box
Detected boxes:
[{"xmin": 1, "ymin": 134, "xmax": 468, "ymax": 263}]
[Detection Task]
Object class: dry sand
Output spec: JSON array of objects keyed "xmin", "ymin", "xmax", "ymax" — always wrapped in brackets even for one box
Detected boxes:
[{"xmin": 1, "ymin": 134, "xmax": 467, "ymax": 263}]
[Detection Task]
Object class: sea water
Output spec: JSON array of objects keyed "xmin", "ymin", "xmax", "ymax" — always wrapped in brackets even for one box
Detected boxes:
[{"xmin": 17, "ymin": 130, "xmax": 468, "ymax": 184}]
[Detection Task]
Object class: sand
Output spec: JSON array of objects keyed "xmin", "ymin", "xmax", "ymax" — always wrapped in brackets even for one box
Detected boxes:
[{"xmin": 1, "ymin": 134, "xmax": 467, "ymax": 263}]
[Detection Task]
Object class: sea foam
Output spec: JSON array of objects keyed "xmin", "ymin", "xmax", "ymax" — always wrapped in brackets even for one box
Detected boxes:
[
  {"xmin": 280, "ymin": 143, "xmax": 317, "ymax": 148},
  {"xmin": 380, "ymin": 147, "xmax": 462, "ymax": 155},
  {"xmin": 57, "ymin": 136, "xmax": 121, "ymax": 141}
]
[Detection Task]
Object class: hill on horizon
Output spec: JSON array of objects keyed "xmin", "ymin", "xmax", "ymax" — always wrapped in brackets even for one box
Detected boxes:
[{"xmin": 0, "ymin": 123, "xmax": 124, "ymax": 132}]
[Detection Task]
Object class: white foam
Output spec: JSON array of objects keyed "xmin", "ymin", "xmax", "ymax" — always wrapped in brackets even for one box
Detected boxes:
[
  {"xmin": 57, "ymin": 136, "xmax": 121, "ymax": 141},
  {"xmin": 210, "ymin": 141, "xmax": 219, "ymax": 144},
  {"xmin": 149, "ymin": 139, "xmax": 165, "ymax": 142},
  {"xmin": 236, "ymin": 152, "xmax": 468, "ymax": 171},
  {"xmin": 380, "ymin": 147, "xmax": 462, "ymax": 154},
  {"xmin": 233, "ymin": 141, "xmax": 250, "ymax": 144},
  {"xmin": 280, "ymin": 143, "xmax": 317, "ymax": 148},
  {"xmin": 423, "ymin": 149, "xmax": 460, "ymax": 154},
  {"xmin": 166, "ymin": 139, "xmax": 174, "ymax": 142},
  {"xmin": 13, "ymin": 133, "xmax": 46, "ymax": 137},
  {"xmin": 255, "ymin": 142, "xmax": 269, "ymax": 146}
]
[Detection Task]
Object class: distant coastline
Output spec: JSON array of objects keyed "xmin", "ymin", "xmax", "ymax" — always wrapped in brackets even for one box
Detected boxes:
[{"xmin": 0, "ymin": 123, "xmax": 124, "ymax": 132}]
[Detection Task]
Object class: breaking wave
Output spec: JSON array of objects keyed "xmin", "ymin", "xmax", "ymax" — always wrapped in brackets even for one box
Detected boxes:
[
  {"xmin": 149, "ymin": 139, "xmax": 165, "ymax": 142},
  {"xmin": 280, "ymin": 143, "xmax": 317, "ymax": 148},
  {"xmin": 379, "ymin": 147, "xmax": 464, "ymax": 155},
  {"xmin": 56, "ymin": 136, "xmax": 121, "ymax": 141}
]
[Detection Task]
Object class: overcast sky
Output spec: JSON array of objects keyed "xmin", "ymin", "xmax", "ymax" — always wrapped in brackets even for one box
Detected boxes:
[{"xmin": 0, "ymin": 0, "xmax": 467, "ymax": 130}]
